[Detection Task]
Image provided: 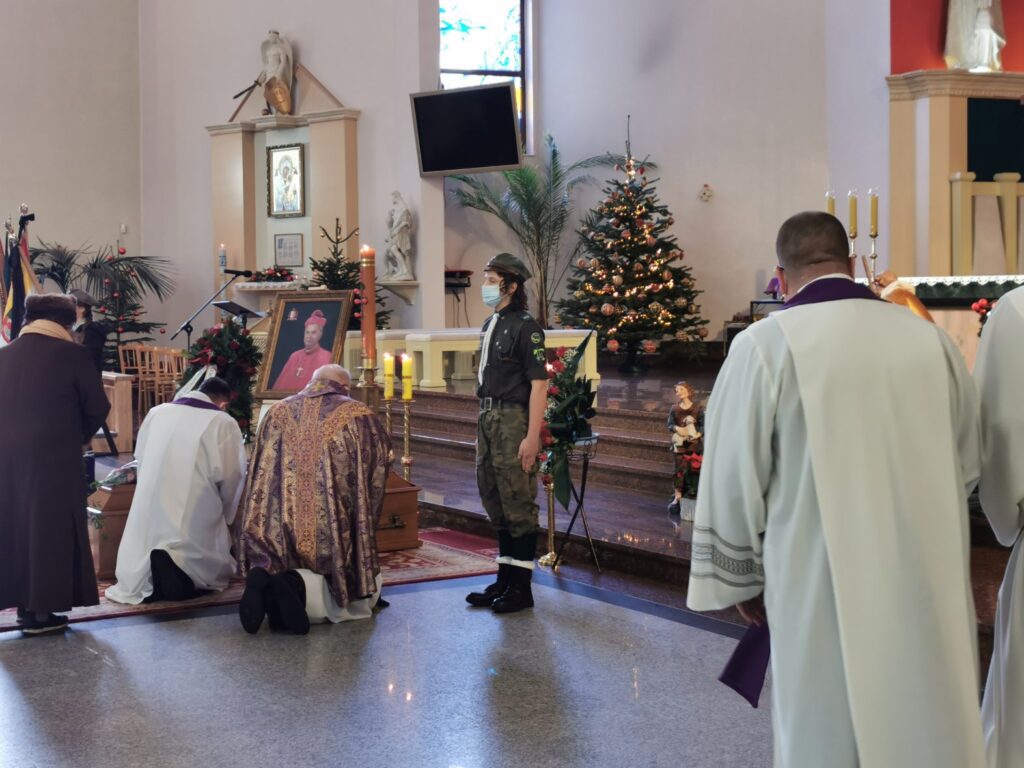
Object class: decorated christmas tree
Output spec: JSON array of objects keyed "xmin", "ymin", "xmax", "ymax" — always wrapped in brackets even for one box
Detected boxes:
[
  {"xmin": 555, "ymin": 140, "xmax": 708, "ymax": 372},
  {"xmin": 309, "ymin": 218, "xmax": 392, "ymax": 330}
]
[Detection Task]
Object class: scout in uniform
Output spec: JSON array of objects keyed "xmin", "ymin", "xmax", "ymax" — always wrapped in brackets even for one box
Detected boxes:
[{"xmin": 466, "ymin": 253, "xmax": 547, "ymax": 613}]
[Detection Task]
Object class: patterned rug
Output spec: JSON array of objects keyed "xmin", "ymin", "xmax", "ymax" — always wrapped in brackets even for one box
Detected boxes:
[{"xmin": 0, "ymin": 528, "xmax": 497, "ymax": 633}]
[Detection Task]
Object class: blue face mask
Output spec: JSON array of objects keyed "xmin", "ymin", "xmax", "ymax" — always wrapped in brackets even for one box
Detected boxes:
[{"xmin": 482, "ymin": 284, "xmax": 502, "ymax": 308}]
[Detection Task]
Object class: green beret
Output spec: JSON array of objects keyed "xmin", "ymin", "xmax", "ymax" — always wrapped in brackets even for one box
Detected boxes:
[{"xmin": 484, "ymin": 252, "xmax": 532, "ymax": 280}]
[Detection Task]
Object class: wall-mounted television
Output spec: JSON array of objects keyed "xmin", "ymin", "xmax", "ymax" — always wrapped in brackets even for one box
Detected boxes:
[{"xmin": 410, "ymin": 81, "xmax": 523, "ymax": 177}]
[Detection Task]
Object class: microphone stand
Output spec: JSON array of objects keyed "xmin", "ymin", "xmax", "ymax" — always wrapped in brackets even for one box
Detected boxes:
[{"xmin": 171, "ymin": 273, "xmax": 246, "ymax": 350}]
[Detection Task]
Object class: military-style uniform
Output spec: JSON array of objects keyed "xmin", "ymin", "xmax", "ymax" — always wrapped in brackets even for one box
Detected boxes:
[{"xmin": 467, "ymin": 253, "xmax": 546, "ymax": 613}]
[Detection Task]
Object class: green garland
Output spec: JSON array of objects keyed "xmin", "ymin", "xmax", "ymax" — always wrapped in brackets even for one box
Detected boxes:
[{"xmin": 180, "ymin": 322, "xmax": 262, "ymax": 440}]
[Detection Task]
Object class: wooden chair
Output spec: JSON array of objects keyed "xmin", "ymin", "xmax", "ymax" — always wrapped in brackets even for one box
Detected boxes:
[
  {"xmin": 153, "ymin": 349, "xmax": 187, "ymax": 406},
  {"xmin": 134, "ymin": 346, "xmax": 160, "ymax": 418}
]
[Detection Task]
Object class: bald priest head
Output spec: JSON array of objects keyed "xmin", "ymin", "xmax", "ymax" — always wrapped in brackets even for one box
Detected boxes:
[
  {"xmin": 774, "ymin": 211, "xmax": 852, "ymax": 298},
  {"xmin": 312, "ymin": 364, "xmax": 351, "ymax": 388}
]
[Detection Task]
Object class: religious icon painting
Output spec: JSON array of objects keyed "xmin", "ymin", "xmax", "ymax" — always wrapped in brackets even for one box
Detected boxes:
[
  {"xmin": 267, "ymin": 143, "xmax": 305, "ymax": 218},
  {"xmin": 256, "ymin": 291, "xmax": 354, "ymax": 399}
]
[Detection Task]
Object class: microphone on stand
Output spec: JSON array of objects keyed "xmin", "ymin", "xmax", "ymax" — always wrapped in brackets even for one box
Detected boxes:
[{"xmin": 222, "ymin": 268, "xmax": 253, "ymax": 277}]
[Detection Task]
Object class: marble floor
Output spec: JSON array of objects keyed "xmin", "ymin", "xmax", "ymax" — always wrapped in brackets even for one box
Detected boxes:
[{"xmin": 0, "ymin": 574, "xmax": 771, "ymax": 768}]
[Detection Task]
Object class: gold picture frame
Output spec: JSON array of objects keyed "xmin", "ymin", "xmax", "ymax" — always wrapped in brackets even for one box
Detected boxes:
[
  {"xmin": 256, "ymin": 290, "xmax": 353, "ymax": 399},
  {"xmin": 267, "ymin": 143, "xmax": 305, "ymax": 218}
]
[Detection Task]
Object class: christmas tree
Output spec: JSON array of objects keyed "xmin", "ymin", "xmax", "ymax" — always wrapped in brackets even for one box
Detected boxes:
[
  {"xmin": 309, "ymin": 218, "xmax": 392, "ymax": 330},
  {"xmin": 555, "ymin": 140, "xmax": 708, "ymax": 372}
]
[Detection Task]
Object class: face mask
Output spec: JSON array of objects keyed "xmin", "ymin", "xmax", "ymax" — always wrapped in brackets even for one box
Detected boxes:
[{"xmin": 482, "ymin": 284, "xmax": 502, "ymax": 307}]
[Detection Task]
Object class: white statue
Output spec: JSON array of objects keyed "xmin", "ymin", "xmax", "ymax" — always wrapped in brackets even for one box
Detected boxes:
[
  {"xmin": 384, "ymin": 191, "xmax": 415, "ymax": 281},
  {"xmin": 259, "ymin": 30, "xmax": 294, "ymax": 115},
  {"xmin": 945, "ymin": 0, "xmax": 1006, "ymax": 72}
]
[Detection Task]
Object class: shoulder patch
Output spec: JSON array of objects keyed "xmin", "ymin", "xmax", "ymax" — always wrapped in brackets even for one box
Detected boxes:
[
  {"xmin": 533, "ymin": 348, "xmax": 546, "ymax": 362},
  {"xmin": 530, "ymin": 332, "xmax": 542, "ymax": 344}
]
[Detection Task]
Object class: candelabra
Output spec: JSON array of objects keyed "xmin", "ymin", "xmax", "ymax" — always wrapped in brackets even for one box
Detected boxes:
[{"xmin": 401, "ymin": 399, "xmax": 414, "ymax": 482}]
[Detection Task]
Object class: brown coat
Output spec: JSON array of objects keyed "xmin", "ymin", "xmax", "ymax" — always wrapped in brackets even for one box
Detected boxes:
[{"xmin": 0, "ymin": 334, "xmax": 110, "ymax": 613}]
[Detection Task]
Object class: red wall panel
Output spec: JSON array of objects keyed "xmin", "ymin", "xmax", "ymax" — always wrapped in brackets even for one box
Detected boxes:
[{"xmin": 891, "ymin": 0, "xmax": 1024, "ymax": 73}]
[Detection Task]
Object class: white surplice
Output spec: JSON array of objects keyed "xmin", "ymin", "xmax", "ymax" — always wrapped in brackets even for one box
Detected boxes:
[
  {"xmin": 976, "ymin": 286, "xmax": 1024, "ymax": 768},
  {"xmin": 105, "ymin": 394, "xmax": 246, "ymax": 604},
  {"xmin": 687, "ymin": 296, "xmax": 985, "ymax": 768}
]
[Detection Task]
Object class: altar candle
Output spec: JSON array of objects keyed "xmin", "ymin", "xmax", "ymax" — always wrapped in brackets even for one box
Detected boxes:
[
  {"xmin": 848, "ymin": 190, "xmax": 858, "ymax": 238},
  {"xmin": 218, "ymin": 243, "xmax": 227, "ymax": 268},
  {"xmin": 383, "ymin": 353, "xmax": 395, "ymax": 400},
  {"xmin": 401, "ymin": 354, "xmax": 414, "ymax": 400},
  {"xmin": 868, "ymin": 188, "xmax": 878, "ymax": 238},
  {"xmin": 825, "ymin": 189, "xmax": 836, "ymax": 217}
]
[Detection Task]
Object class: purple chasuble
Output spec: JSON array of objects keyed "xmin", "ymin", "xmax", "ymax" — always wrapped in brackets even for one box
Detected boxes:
[
  {"xmin": 719, "ymin": 276, "xmax": 881, "ymax": 708},
  {"xmin": 172, "ymin": 397, "xmax": 223, "ymax": 412}
]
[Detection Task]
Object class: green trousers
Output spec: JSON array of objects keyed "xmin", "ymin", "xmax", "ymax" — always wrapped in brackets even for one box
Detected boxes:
[{"xmin": 476, "ymin": 406, "xmax": 539, "ymax": 538}]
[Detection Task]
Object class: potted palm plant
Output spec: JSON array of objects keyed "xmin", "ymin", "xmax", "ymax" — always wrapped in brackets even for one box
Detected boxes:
[{"xmin": 451, "ymin": 134, "xmax": 621, "ymax": 328}]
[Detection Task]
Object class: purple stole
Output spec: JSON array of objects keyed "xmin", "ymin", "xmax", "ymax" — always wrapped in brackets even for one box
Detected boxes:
[
  {"xmin": 171, "ymin": 396, "xmax": 223, "ymax": 412},
  {"xmin": 718, "ymin": 277, "xmax": 881, "ymax": 707}
]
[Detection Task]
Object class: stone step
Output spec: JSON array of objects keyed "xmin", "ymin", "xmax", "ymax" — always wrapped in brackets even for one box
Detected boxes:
[{"xmin": 400, "ymin": 429, "xmax": 674, "ymax": 492}]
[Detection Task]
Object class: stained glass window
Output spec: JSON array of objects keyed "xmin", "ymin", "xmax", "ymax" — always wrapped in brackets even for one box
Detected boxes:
[{"xmin": 440, "ymin": 0, "xmax": 526, "ymax": 144}]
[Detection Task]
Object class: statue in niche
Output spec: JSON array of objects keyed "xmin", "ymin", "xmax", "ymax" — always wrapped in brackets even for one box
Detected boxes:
[
  {"xmin": 383, "ymin": 191, "xmax": 415, "ymax": 281},
  {"xmin": 260, "ymin": 30, "xmax": 294, "ymax": 115},
  {"xmin": 945, "ymin": 0, "xmax": 1006, "ymax": 72}
]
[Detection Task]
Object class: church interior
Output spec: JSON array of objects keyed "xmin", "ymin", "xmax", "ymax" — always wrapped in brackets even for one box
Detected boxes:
[{"xmin": 2, "ymin": 1, "xmax": 1024, "ymax": 766}]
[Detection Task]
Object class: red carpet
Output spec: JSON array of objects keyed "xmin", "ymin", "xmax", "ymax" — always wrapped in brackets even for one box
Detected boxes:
[{"xmin": 0, "ymin": 528, "xmax": 497, "ymax": 633}]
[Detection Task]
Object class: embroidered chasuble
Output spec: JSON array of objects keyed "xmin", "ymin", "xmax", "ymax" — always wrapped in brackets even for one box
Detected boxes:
[
  {"xmin": 975, "ymin": 286, "xmax": 1024, "ymax": 768},
  {"xmin": 237, "ymin": 379, "xmax": 392, "ymax": 607},
  {"xmin": 689, "ymin": 279, "xmax": 985, "ymax": 768}
]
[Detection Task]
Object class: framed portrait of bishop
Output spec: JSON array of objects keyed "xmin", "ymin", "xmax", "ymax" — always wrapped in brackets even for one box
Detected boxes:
[{"xmin": 257, "ymin": 291, "xmax": 354, "ymax": 399}]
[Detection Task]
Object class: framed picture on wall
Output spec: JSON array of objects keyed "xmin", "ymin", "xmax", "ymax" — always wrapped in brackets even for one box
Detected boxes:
[
  {"xmin": 274, "ymin": 233, "xmax": 304, "ymax": 267},
  {"xmin": 256, "ymin": 291, "xmax": 354, "ymax": 399},
  {"xmin": 267, "ymin": 143, "xmax": 305, "ymax": 218}
]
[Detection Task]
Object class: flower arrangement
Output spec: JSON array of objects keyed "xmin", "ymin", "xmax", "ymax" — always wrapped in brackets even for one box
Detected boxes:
[
  {"xmin": 539, "ymin": 333, "xmax": 596, "ymax": 507},
  {"xmin": 674, "ymin": 451, "xmax": 703, "ymax": 499},
  {"xmin": 180, "ymin": 322, "xmax": 263, "ymax": 440},
  {"xmin": 972, "ymin": 298, "xmax": 997, "ymax": 337},
  {"xmin": 248, "ymin": 266, "xmax": 296, "ymax": 283}
]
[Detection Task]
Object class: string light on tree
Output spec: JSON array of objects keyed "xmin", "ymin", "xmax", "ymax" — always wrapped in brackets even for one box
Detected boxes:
[{"xmin": 556, "ymin": 125, "xmax": 708, "ymax": 373}]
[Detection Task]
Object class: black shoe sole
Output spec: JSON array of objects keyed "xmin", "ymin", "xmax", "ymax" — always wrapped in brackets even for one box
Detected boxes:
[
  {"xmin": 239, "ymin": 568, "xmax": 272, "ymax": 634},
  {"xmin": 20, "ymin": 616, "xmax": 70, "ymax": 635},
  {"xmin": 270, "ymin": 574, "xmax": 310, "ymax": 635}
]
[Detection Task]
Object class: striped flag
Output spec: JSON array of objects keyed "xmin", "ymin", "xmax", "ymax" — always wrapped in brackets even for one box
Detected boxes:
[{"xmin": 1, "ymin": 212, "xmax": 40, "ymax": 343}]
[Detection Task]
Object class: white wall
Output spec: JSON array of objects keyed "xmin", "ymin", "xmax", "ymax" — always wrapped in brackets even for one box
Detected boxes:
[
  {"xmin": 447, "ymin": 0, "xmax": 830, "ymax": 335},
  {"xmin": 825, "ymin": 0, "xmax": 891, "ymax": 271},
  {"xmin": 0, "ymin": 0, "xmax": 140, "ymax": 268},
  {"xmin": 138, "ymin": 0, "xmax": 440, "ymax": 337}
]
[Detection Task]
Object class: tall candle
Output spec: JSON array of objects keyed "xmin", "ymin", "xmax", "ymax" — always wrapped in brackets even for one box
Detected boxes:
[
  {"xmin": 847, "ymin": 190, "xmax": 858, "ymax": 238},
  {"xmin": 401, "ymin": 354, "xmax": 414, "ymax": 400},
  {"xmin": 383, "ymin": 353, "xmax": 395, "ymax": 400},
  {"xmin": 218, "ymin": 243, "xmax": 227, "ymax": 268},
  {"xmin": 825, "ymin": 189, "xmax": 836, "ymax": 217},
  {"xmin": 868, "ymin": 188, "xmax": 878, "ymax": 238}
]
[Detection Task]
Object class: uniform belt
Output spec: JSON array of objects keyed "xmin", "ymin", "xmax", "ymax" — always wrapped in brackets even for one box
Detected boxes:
[{"xmin": 479, "ymin": 397, "xmax": 525, "ymax": 412}]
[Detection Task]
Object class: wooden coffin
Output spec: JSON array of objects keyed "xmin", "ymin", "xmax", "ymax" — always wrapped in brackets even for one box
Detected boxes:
[
  {"xmin": 377, "ymin": 470, "xmax": 422, "ymax": 552},
  {"xmin": 87, "ymin": 484, "xmax": 135, "ymax": 580}
]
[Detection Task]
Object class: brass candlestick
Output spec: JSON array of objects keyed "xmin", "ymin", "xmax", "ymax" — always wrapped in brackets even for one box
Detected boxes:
[
  {"xmin": 384, "ymin": 398, "xmax": 393, "ymax": 437},
  {"xmin": 538, "ymin": 473, "xmax": 558, "ymax": 569},
  {"xmin": 401, "ymin": 399, "xmax": 414, "ymax": 482},
  {"xmin": 868, "ymin": 236, "xmax": 878, "ymax": 283}
]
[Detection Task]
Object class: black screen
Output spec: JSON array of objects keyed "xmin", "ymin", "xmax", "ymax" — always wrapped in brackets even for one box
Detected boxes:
[
  {"xmin": 412, "ymin": 83, "xmax": 522, "ymax": 176},
  {"xmin": 968, "ymin": 98, "xmax": 1024, "ymax": 182}
]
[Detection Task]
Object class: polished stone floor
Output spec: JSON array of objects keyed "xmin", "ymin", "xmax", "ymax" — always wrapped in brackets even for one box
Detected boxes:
[{"xmin": 0, "ymin": 575, "xmax": 771, "ymax": 768}]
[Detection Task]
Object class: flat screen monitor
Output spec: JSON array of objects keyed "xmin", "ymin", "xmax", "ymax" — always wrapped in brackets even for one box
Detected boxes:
[{"xmin": 411, "ymin": 81, "xmax": 523, "ymax": 177}]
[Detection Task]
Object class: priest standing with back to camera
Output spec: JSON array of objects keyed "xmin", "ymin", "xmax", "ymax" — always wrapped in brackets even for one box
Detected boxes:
[
  {"xmin": 105, "ymin": 377, "xmax": 246, "ymax": 605},
  {"xmin": 465, "ymin": 253, "xmax": 547, "ymax": 613},
  {"xmin": 0, "ymin": 294, "xmax": 110, "ymax": 635},
  {"xmin": 686, "ymin": 212, "xmax": 986, "ymax": 767},
  {"xmin": 974, "ymin": 284, "xmax": 1024, "ymax": 768}
]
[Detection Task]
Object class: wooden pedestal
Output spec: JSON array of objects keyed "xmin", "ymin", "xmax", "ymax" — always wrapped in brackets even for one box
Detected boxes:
[
  {"xmin": 377, "ymin": 470, "xmax": 421, "ymax": 552},
  {"xmin": 87, "ymin": 484, "xmax": 135, "ymax": 580}
]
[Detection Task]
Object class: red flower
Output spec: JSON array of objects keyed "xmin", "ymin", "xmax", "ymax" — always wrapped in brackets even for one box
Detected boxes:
[
  {"xmin": 555, "ymin": 346, "xmax": 567, "ymax": 358},
  {"xmin": 241, "ymin": 328, "xmax": 250, "ymax": 336},
  {"xmin": 216, "ymin": 355, "xmax": 227, "ymax": 365},
  {"xmin": 238, "ymin": 419, "xmax": 249, "ymax": 428},
  {"xmin": 229, "ymin": 341, "xmax": 240, "ymax": 350},
  {"xmin": 547, "ymin": 385, "xmax": 560, "ymax": 397},
  {"xmin": 551, "ymin": 360, "xmax": 566, "ymax": 373}
]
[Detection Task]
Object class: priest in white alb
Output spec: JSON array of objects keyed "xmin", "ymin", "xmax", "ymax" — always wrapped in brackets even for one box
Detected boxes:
[
  {"xmin": 106, "ymin": 377, "xmax": 247, "ymax": 604},
  {"xmin": 975, "ymin": 285, "xmax": 1024, "ymax": 768},
  {"xmin": 687, "ymin": 211, "xmax": 986, "ymax": 767}
]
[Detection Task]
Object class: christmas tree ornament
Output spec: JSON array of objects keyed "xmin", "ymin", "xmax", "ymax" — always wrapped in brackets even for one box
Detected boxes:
[
  {"xmin": 663, "ymin": 269, "xmax": 673, "ymax": 281},
  {"xmin": 698, "ymin": 327, "xmax": 709, "ymax": 338},
  {"xmin": 590, "ymin": 258, "xmax": 600, "ymax": 269},
  {"xmin": 601, "ymin": 303, "xmax": 614, "ymax": 316},
  {"xmin": 641, "ymin": 339, "xmax": 657, "ymax": 353},
  {"xmin": 675, "ymin": 298, "xmax": 687, "ymax": 307},
  {"xmin": 675, "ymin": 330, "xmax": 688, "ymax": 341},
  {"xmin": 576, "ymin": 258, "xmax": 588, "ymax": 268},
  {"xmin": 612, "ymin": 275, "xmax": 623, "ymax": 286},
  {"xmin": 606, "ymin": 339, "xmax": 620, "ymax": 352},
  {"xmin": 589, "ymin": 305, "xmax": 599, "ymax": 313}
]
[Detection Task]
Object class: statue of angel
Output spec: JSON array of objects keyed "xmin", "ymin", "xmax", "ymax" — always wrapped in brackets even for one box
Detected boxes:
[
  {"xmin": 384, "ymin": 191, "xmax": 415, "ymax": 281},
  {"xmin": 259, "ymin": 30, "xmax": 294, "ymax": 115}
]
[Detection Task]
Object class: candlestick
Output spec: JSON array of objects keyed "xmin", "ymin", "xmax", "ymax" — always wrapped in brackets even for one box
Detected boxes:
[
  {"xmin": 868, "ymin": 187, "xmax": 879, "ymax": 238},
  {"xmin": 401, "ymin": 399, "xmax": 414, "ymax": 482},
  {"xmin": 384, "ymin": 399, "xmax": 393, "ymax": 439},
  {"xmin": 847, "ymin": 190, "xmax": 858, "ymax": 239},
  {"xmin": 401, "ymin": 354, "xmax": 414, "ymax": 401},
  {"xmin": 383, "ymin": 353, "xmax": 395, "ymax": 401},
  {"xmin": 538, "ymin": 473, "xmax": 559, "ymax": 569},
  {"xmin": 825, "ymin": 189, "xmax": 836, "ymax": 217}
]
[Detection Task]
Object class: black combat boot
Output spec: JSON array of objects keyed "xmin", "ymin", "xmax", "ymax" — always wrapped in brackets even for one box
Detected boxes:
[
  {"xmin": 490, "ymin": 565, "xmax": 534, "ymax": 613},
  {"xmin": 466, "ymin": 530, "xmax": 512, "ymax": 607},
  {"xmin": 267, "ymin": 570, "xmax": 310, "ymax": 635},
  {"xmin": 239, "ymin": 567, "xmax": 272, "ymax": 634}
]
